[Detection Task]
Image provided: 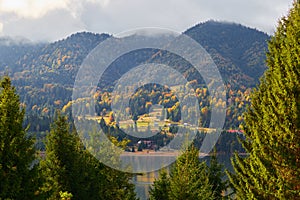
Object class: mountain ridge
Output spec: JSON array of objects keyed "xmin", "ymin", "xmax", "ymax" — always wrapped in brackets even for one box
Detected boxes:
[
  {"xmin": 185, "ymin": 20, "xmax": 270, "ymax": 87},
  {"xmin": 0, "ymin": 21, "xmax": 271, "ymax": 131}
]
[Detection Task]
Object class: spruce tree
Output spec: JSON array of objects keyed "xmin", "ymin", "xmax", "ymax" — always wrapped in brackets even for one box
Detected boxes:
[
  {"xmin": 149, "ymin": 145, "xmax": 231, "ymax": 200},
  {"xmin": 39, "ymin": 114, "xmax": 80, "ymax": 199},
  {"xmin": 0, "ymin": 76, "xmax": 39, "ymax": 199},
  {"xmin": 40, "ymin": 114, "xmax": 138, "ymax": 200},
  {"xmin": 168, "ymin": 145, "xmax": 214, "ymax": 200},
  {"xmin": 149, "ymin": 169, "xmax": 170, "ymax": 200},
  {"xmin": 228, "ymin": 1, "xmax": 300, "ymax": 199},
  {"xmin": 40, "ymin": 114, "xmax": 105, "ymax": 200},
  {"xmin": 150, "ymin": 145, "xmax": 214, "ymax": 200},
  {"xmin": 208, "ymin": 150, "xmax": 228, "ymax": 199}
]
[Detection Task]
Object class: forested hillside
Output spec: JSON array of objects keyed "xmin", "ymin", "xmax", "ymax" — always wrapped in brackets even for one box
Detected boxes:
[
  {"xmin": 1, "ymin": 0, "xmax": 299, "ymax": 198},
  {"xmin": 185, "ymin": 21, "xmax": 269, "ymax": 87},
  {"xmin": 0, "ymin": 21, "xmax": 269, "ymax": 135}
]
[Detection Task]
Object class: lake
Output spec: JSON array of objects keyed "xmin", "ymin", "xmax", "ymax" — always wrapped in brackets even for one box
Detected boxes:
[{"xmin": 121, "ymin": 153, "xmax": 234, "ymax": 200}]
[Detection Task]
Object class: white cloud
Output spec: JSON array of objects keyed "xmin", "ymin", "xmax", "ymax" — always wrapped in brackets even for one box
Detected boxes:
[
  {"xmin": 0, "ymin": 0, "xmax": 295, "ymax": 41},
  {"xmin": 3, "ymin": 8, "xmax": 86, "ymax": 42},
  {"xmin": 0, "ymin": 0, "xmax": 112, "ymax": 19},
  {"xmin": 0, "ymin": 0, "xmax": 70, "ymax": 18},
  {"xmin": 0, "ymin": 22, "xmax": 3, "ymax": 34}
]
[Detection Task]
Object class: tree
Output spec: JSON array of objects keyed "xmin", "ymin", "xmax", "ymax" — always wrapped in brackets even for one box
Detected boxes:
[
  {"xmin": 169, "ymin": 145, "xmax": 214, "ymax": 200},
  {"xmin": 40, "ymin": 114, "xmax": 138, "ymax": 200},
  {"xmin": 0, "ymin": 76, "xmax": 39, "ymax": 199},
  {"xmin": 228, "ymin": 1, "xmax": 300, "ymax": 199},
  {"xmin": 208, "ymin": 149, "xmax": 228, "ymax": 199},
  {"xmin": 39, "ymin": 114, "xmax": 81, "ymax": 199},
  {"xmin": 149, "ymin": 169, "xmax": 170, "ymax": 200},
  {"xmin": 150, "ymin": 145, "xmax": 214, "ymax": 200},
  {"xmin": 78, "ymin": 120, "xmax": 138, "ymax": 200}
]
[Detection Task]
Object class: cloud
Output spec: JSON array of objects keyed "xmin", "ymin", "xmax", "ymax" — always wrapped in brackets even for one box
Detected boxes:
[
  {"xmin": 0, "ymin": 0, "xmax": 69, "ymax": 18},
  {"xmin": 2, "ymin": 8, "xmax": 85, "ymax": 42},
  {"xmin": 0, "ymin": 22, "xmax": 3, "ymax": 33},
  {"xmin": 0, "ymin": 0, "xmax": 295, "ymax": 41},
  {"xmin": 77, "ymin": 0, "xmax": 293, "ymax": 34}
]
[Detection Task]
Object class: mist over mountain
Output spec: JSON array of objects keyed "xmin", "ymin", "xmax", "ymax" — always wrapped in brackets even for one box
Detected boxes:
[
  {"xmin": 0, "ymin": 21, "xmax": 270, "ymax": 87},
  {"xmin": 0, "ymin": 21, "xmax": 270, "ymax": 131}
]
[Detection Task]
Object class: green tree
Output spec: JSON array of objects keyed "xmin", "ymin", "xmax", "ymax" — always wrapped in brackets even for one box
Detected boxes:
[
  {"xmin": 0, "ymin": 76, "xmax": 39, "ymax": 199},
  {"xmin": 39, "ymin": 114, "xmax": 81, "ymax": 199},
  {"xmin": 169, "ymin": 145, "xmax": 214, "ymax": 200},
  {"xmin": 149, "ymin": 169, "xmax": 170, "ymax": 200},
  {"xmin": 59, "ymin": 191, "xmax": 73, "ymax": 200},
  {"xmin": 40, "ymin": 114, "xmax": 138, "ymax": 200},
  {"xmin": 228, "ymin": 1, "xmax": 300, "ymax": 199},
  {"xmin": 149, "ymin": 147, "xmax": 229, "ymax": 200},
  {"xmin": 208, "ymin": 149, "xmax": 228, "ymax": 199},
  {"xmin": 150, "ymin": 145, "xmax": 214, "ymax": 200},
  {"xmin": 78, "ymin": 121, "xmax": 138, "ymax": 200}
]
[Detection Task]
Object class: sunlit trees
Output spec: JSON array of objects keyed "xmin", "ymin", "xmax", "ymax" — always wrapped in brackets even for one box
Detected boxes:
[
  {"xmin": 208, "ymin": 150, "xmax": 228, "ymax": 200},
  {"xmin": 149, "ymin": 169, "xmax": 170, "ymax": 200},
  {"xmin": 169, "ymin": 145, "xmax": 214, "ymax": 200},
  {"xmin": 150, "ymin": 145, "xmax": 215, "ymax": 200},
  {"xmin": 40, "ymin": 114, "xmax": 137, "ymax": 200},
  {"xmin": 228, "ymin": 1, "xmax": 300, "ymax": 199},
  {"xmin": 39, "ymin": 114, "xmax": 82, "ymax": 199},
  {"xmin": 0, "ymin": 76, "xmax": 39, "ymax": 199}
]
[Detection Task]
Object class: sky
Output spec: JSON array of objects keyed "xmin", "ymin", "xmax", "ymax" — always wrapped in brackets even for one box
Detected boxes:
[{"xmin": 0, "ymin": 0, "xmax": 295, "ymax": 42}]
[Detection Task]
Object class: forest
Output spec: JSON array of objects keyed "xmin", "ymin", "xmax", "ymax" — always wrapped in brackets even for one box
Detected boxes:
[{"xmin": 1, "ymin": 0, "xmax": 300, "ymax": 199}]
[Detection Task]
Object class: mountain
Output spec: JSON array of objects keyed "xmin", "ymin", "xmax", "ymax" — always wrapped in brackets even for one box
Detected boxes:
[
  {"xmin": 0, "ymin": 32, "xmax": 110, "ymax": 132},
  {"xmin": 185, "ymin": 21, "xmax": 270, "ymax": 87},
  {"xmin": 96, "ymin": 21, "xmax": 270, "ymax": 89},
  {"xmin": 0, "ymin": 21, "xmax": 270, "ymax": 132},
  {"xmin": 0, "ymin": 37, "xmax": 41, "ymax": 73}
]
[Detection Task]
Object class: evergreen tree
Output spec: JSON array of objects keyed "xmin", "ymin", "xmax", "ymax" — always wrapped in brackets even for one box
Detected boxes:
[
  {"xmin": 209, "ymin": 150, "xmax": 228, "ymax": 199},
  {"xmin": 40, "ymin": 114, "xmax": 138, "ymax": 200},
  {"xmin": 150, "ymin": 145, "xmax": 214, "ymax": 200},
  {"xmin": 169, "ymin": 145, "xmax": 214, "ymax": 200},
  {"xmin": 0, "ymin": 76, "xmax": 39, "ymax": 199},
  {"xmin": 39, "ymin": 114, "xmax": 81, "ymax": 199},
  {"xmin": 149, "ymin": 169, "xmax": 170, "ymax": 200},
  {"xmin": 228, "ymin": 1, "xmax": 300, "ymax": 199},
  {"xmin": 80, "ymin": 122, "xmax": 138, "ymax": 200}
]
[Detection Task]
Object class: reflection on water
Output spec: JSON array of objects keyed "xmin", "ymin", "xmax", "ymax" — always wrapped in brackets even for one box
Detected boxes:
[
  {"xmin": 121, "ymin": 153, "xmax": 177, "ymax": 173},
  {"xmin": 122, "ymin": 154, "xmax": 234, "ymax": 200}
]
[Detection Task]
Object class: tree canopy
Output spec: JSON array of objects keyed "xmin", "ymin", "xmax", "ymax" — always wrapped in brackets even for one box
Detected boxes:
[
  {"xmin": 228, "ymin": 1, "xmax": 300, "ymax": 199},
  {"xmin": 0, "ymin": 76, "xmax": 39, "ymax": 199},
  {"xmin": 150, "ymin": 145, "xmax": 228, "ymax": 200}
]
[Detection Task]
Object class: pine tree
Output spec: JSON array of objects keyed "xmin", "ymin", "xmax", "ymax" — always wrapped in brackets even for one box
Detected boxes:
[
  {"xmin": 80, "ymin": 122, "xmax": 138, "ymax": 200},
  {"xmin": 40, "ymin": 114, "xmax": 138, "ymax": 200},
  {"xmin": 39, "ymin": 114, "xmax": 80, "ymax": 199},
  {"xmin": 149, "ymin": 169, "xmax": 170, "ymax": 200},
  {"xmin": 228, "ymin": 1, "xmax": 300, "ymax": 199},
  {"xmin": 40, "ymin": 114, "xmax": 104, "ymax": 199},
  {"xmin": 0, "ymin": 76, "xmax": 39, "ymax": 199},
  {"xmin": 208, "ymin": 150, "xmax": 228, "ymax": 199},
  {"xmin": 168, "ymin": 145, "xmax": 214, "ymax": 200},
  {"xmin": 150, "ymin": 145, "xmax": 214, "ymax": 200},
  {"xmin": 149, "ymin": 145, "xmax": 230, "ymax": 200},
  {"xmin": 169, "ymin": 145, "xmax": 213, "ymax": 200}
]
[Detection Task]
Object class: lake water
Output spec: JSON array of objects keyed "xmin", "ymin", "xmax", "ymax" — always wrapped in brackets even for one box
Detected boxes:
[{"xmin": 121, "ymin": 154, "xmax": 234, "ymax": 200}]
